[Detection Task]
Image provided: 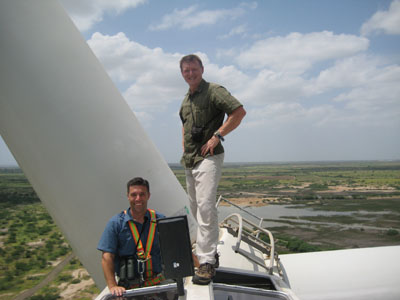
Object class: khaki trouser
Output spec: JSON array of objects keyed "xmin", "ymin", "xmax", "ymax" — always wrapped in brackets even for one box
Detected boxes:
[{"xmin": 185, "ymin": 153, "xmax": 224, "ymax": 265}]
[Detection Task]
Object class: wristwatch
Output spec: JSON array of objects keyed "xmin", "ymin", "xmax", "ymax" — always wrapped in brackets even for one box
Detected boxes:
[{"xmin": 213, "ymin": 130, "xmax": 225, "ymax": 141}]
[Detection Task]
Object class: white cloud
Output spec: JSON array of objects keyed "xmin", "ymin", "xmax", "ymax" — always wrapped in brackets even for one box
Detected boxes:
[
  {"xmin": 88, "ymin": 32, "xmax": 163, "ymax": 82},
  {"xmin": 149, "ymin": 2, "xmax": 257, "ymax": 31},
  {"xmin": 231, "ymin": 32, "xmax": 400, "ymax": 133},
  {"xmin": 88, "ymin": 32, "xmax": 184, "ymax": 116},
  {"xmin": 309, "ymin": 54, "xmax": 400, "ymax": 123},
  {"xmin": 204, "ymin": 64, "xmax": 249, "ymax": 93},
  {"xmin": 244, "ymin": 102, "xmax": 339, "ymax": 132},
  {"xmin": 251, "ymin": 60, "xmax": 399, "ymax": 129},
  {"xmin": 59, "ymin": 0, "xmax": 147, "ymax": 31},
  {"xmin": 236, "ymin": 31, "xmax": 369, "ymax": 74},
  {"xmin": 235, "ymin": 70, "xmax": 307, "ymax": 105},
  {"xmin": 361, "ymin": 0, "xmax": 400, "ymax": 36},
  {"xmin": 306, "ymin": 55, "xmax": 381, "ymax": 95},
  {"xmin": 247, "ymin": 56, "xmax": 400, "ymax": 129},
  {"xmin": 218, "ymin": 24, "xmax": 249, "ymax": 39},
  {"xmin": 332, "ymin": 64, "xmax": 400, "ymax": 126}
]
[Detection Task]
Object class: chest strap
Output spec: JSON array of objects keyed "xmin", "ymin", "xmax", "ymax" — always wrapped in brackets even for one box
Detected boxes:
[
  {"xmin": 129, "ymin": 273, "xmax": 166, "ymax": 289},
  {"xmin": 125, "ymin": 209, "xmax": 157, "ymax": 280}
]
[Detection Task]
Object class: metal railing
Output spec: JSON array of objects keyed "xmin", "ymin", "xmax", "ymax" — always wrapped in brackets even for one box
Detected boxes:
[
  {"xmin": 216, "ymin": 195, "xmax": 265, "ymax": 237},
  {"xmin": 216, "ymin": 195, "xmax": 283, "ymax": 277},
  {"xmin": 220, "ymin": 213, "xmax": 276, "ymax": 274}
]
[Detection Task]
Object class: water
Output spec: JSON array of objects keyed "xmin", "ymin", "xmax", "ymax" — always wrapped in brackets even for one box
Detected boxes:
[
  {"xmin": 218, "ymin": 204, "xmax": 351, "ymax": 222},
  {"xmin": 217, "ymin": 204, "xmax": 393, "ymax": 231}
]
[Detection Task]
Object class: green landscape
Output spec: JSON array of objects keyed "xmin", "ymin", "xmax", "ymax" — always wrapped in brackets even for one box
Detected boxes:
[{"xmin": 1, "ymin": 161, "xmax": 400, "ymax": 299}]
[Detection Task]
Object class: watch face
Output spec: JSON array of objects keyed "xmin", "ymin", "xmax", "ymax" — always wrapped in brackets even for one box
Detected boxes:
[{"xmin": 214, "ymin": 131, "xmax": 224, "ymax": 141}]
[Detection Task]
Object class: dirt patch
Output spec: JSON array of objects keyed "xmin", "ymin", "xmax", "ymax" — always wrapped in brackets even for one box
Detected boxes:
[
  {"xmin": 49, "ymin": 257, "xmax": 64, "ymax": 267},
  {"xmin": 368, "ymin": 195, "xmax": 400, "ymax": 200},
  {"xmin": 276, "ymin": 182, "xmax": 312, "ymax": 192},
  {"xmin": 219, "ymin": 196, "xmax": 293, "ymax": 207},
  {"xmin": 59, "ymin": 268, "xmax": 97, "ymax": 300},
  {"xmin": 248, "ymin": 176, "xmax": 295, "ymax": 180},
  {"xmin": 27, "ymin": 240, "xmax": 45, "ymax": 247},
  {"xmin": 326, "ymin": 185, "xmax": 396, "ymax": 193}
]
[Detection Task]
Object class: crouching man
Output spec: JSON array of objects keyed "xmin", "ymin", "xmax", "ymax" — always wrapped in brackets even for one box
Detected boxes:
[{"xmin": 97, "ymin": 177, "xmax": 165, "ymax": 296}]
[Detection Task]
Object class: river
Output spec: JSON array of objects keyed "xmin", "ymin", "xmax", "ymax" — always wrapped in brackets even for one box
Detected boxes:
[{"xmin": 217, "ymin": 204, "xmax": 394, "ymax": 231}]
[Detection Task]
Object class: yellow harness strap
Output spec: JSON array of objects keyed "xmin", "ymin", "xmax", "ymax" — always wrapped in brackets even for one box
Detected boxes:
[{"xmin": 125, "ymin": 209, "xmax": 164, "ymax": 286}]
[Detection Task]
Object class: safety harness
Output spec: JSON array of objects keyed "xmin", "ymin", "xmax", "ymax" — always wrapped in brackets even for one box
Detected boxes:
[{"xmin": 125, "ymin": 209, "xmax": 165, "ymax": 287}]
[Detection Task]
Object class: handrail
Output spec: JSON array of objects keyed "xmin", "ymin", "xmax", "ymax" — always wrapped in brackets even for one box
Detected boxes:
[
  {"xmin": 224, "ymin": 213, "xmax": 243, "ymax": 252},
  {"xmin": 99, "ymin": 283, "xmax": 178, "ymax": 300},
  {"xmin": 216, "ymin": 195, "xmax": 262, "ymax": 221},
  {"xmin": 221, "ymin": 213, "xmax": 275, "ymax": 275},
  {"xmin": 216, "ymin": 195, "xmax": 265, "ymax": 237}
]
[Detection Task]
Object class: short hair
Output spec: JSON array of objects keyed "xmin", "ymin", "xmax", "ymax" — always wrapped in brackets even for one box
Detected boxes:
[
  {"xmin": 180, "ymin": 54, "xmax": 203, "ymax": 70},
  {"xmin": 127, "ymin": 177, "xmax": 150, "ymax": 193}
]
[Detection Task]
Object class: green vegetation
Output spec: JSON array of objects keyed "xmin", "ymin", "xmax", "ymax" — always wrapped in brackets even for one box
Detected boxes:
[
  {"xmin": 387, "ymin": 229, "xmax": 399, "ymax": 236},
  {"xmin": 0, "ymin": 201, "xmax": 71, "ymax": 298},
  {"xmin": 173, "ymin": 161, "xmax": 400, "ymax": 192},
  {"xmin": 29, "ymin": 292, "xmax": 60, "ymax": 300},
  {"xmin": 211, "ymin": 161, "xmax": 400, "ymax": 251},
  {"xmin": 0, "ymin": 168, "xmax": 99, "ymax": 300}
]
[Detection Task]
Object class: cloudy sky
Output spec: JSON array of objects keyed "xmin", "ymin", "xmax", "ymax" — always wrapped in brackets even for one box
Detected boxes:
[{"xmin": 1, "ymin": 0, "xmax": 399, "ymax": 165}]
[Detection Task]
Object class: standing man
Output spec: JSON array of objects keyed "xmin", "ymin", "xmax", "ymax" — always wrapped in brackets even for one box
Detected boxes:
[
  {"xmin": 97, "ymin": 177, "xmax": 165, "ymax": 296},
  {"xmin": 179, "ymin": 54, "xmax": 246, "ymax": 284}
]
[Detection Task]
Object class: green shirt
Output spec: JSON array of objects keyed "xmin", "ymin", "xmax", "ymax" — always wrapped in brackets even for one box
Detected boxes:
[{"xmin": 179, "ymin": 79, "xmax": 242, "ymax": 169}]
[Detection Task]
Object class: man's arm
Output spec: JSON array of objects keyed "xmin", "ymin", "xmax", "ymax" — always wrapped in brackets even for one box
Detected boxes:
[
  {"xmin": 201, "ymin": 106, "xmax": 246, "ymax": 156},
  {"xmin": 218, "ymin": 106, "xmax": 246, "ymax": 137},
  {"xmin": 101, "ymin": 251, "xmax": 126, "ymax": 296}
]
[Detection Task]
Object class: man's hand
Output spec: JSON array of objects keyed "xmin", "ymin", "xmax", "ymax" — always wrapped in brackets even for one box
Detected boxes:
[
  {"xmin": 109, "ymin": 285, "xmax": 126, "ymax": 297},
  {"xmin": 201, "ymin": 136, "xmax": 220, "ymax": 156},
  {"xmin": 101, "ymin": 252, "xmax": 125, "ymax": 296},
  {"xmin": 200, "ymin": 106, "xmax": 246, "ymax": 157}
]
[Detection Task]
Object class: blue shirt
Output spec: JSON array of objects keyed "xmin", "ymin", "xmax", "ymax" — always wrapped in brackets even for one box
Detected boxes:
[{"xmin": 97, "ymin": 208, "xmax": 165, "ymax": 276}]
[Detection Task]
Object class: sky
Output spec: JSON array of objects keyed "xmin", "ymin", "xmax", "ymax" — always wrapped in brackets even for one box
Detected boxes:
[{"xmin": 1, "ymin": 0, "xmax": 400, "ymax": 165}]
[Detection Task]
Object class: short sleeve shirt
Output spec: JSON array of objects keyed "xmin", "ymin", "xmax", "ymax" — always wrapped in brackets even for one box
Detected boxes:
[
  {"xmin": 179, "ymin": 79, "xmax": 242, "ymax": 169},
  {"xmin": 97, "ymin": 208, "xmax": 165, "ymax": 277}
]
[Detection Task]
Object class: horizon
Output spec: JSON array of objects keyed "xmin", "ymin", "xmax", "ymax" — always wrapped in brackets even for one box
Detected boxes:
[{"xmin": 2, "ymin": 159, "xmax": 400, "ymax": 169}]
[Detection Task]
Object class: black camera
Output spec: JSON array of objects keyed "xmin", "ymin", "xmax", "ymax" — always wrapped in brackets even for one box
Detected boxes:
[{"xmin": 191, "ymin": 126, "xmax": 204, "ymax": 143}]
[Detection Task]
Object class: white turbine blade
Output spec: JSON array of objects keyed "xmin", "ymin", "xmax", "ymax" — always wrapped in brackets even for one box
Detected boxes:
[
  {"xmin": 280, "ymin": 246, "xmax": 400, "ymax": 300},
  {"xmin": 0, "ymin": 0, "xmax": 194, "ymax": 289}
]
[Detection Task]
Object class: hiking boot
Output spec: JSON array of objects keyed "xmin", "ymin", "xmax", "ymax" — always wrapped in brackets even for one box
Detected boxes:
[{"xmin": 192, "ymin": 263, "xmax": 216, "ymax": 285}]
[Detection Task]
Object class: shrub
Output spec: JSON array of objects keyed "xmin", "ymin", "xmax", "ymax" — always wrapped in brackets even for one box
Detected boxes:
[
  {"xmin": 38, "ymin": 225, "xmax": 52, "ymax": 235},
  {"xmin": 29, "ymin": 293, "xmax": 60, "ymax": 300},
  {"xmin": 386, "ymin": 229, "xmax": 399, "ymax": 236},
  {"xmin": 58, "ymin": 274, "xmax": 73, "ymax": 282},
  {"xmin": 15, "ymin": 261, "xmax": 32, "ymax": 272},
  {"xmin": 71, "ymin": 278, "xmax": 81, "ymax": 284},
  {"xmin": 286, "ymin": 237, "xmax": 319, "ymax": 253}
]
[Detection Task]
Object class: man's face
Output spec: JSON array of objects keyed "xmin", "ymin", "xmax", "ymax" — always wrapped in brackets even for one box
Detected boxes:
[
  {"xmin": 127, "ymin": 185, "xmax": 150, "ymax": 215},
  {"xmin": 181, "ymin": 60, "xmax": 204, "ymax": 90}
]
